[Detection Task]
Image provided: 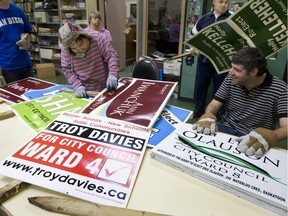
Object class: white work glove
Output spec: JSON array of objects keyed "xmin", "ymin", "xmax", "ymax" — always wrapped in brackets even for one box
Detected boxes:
[
  {"xmin": 236, "ymin": 128, "xmax": 279, "ymax": 159},
  {"xmin": 75, "ymin": 86, "xmax": 87, "ymax": 98},
  {"xmin": 16, "ymin": 33, "xmax": 31, "ymax": 50},
  {"xmin": 106, "ymin": 74, "xmax": 118, "ymax": 92},
  {"xmin": 192, "ymin": 113, "xmax": 217, "ymax": 135}
]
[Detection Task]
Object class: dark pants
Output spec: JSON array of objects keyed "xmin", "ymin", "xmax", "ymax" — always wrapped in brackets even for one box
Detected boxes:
[
  {"xmin": 193, "ymin": 60, "xmax": 227, "ymax": 119},
  {"xmin": 217, "ymin": 122, "xmax": 245, "ymax": 137},
  {"xmin": 2, "ymin": 66, "xmax": 34, "ymax": 84}
]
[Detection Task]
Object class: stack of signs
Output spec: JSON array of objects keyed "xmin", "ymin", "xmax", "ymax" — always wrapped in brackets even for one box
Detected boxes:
[
  {"xmin": 0, "ymin": 112, "xmax": 151, "ymax": 208},
  {"xmin": 151, "ymin": 123, "xmax": 287, "ymax": 215},
  {"xmin": 185, "ymin": 0, "xmax": 287, "ymax": 74},
  {"xmin": 0, "ymin": 76, "xmax": 186, "ymax": 208},
  {"xmin": 0, "ymin": 77, "xmax": 182, "ymax": 208},
  {"xmin": 0, "ymin": 77, "xmax": 86, "ymax": 133}
]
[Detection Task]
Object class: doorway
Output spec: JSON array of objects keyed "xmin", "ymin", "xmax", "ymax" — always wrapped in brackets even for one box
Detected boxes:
[{"xmin": 99, "ymin": 0, "xmax": 138, "ymax": 70}]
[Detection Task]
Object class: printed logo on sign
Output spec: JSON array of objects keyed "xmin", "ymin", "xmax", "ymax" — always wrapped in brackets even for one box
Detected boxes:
[{"xmin": 97, "ymin": 159, "xmax": 133, "ymax": 185}]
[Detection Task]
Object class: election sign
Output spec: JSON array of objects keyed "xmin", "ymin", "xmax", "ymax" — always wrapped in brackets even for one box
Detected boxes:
[
  {"xmin": 229, "ymin": 0, "xmax": 287, "ymax": 57},
  {"xmin": 0, "ymin": 88, "xmax": 25, "ymax": 104},
  {"xmin": 82, "ymin": 77, "xmax": 177, "ymax": 129},
  {"xmin": 148, "ymin": 105, "xmax": 193, "ymax": 147},
  {"xmin": 22, "ymin": 85, "xmax": 74, "ymax": 100},
  {"xmin": 0, "ymin": 77, "xmax": 56, "ymax": 103},
  {"xmin": 2, "ymin": 77, "xmax": 56, "ymax": 96},
  {"xmin": 0, "ymin": 112, "xmax": 150, "ymax": 208},
  {"xmin": 151, "ymin": 123, "xmax": 288, "ymax": 215},
  {"xmin": 186, "ymin": 21, "xmax": 250, "ymax": 74},
  {"xmin": 185, "ymin": 0, "xmax": 287, "ymax": 74},
  {"xmin": 11, "ymin": 92, "xmax": 89, "ymax": 133}
]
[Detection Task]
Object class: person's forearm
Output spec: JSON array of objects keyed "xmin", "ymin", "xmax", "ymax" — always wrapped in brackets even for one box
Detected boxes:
[
  {"xmin": 205, "ymin": 101, "xmax": 220, "ymax": 116},
  {"xmin": 61, "ymin": 54, "xmax": 82, "ymax": 89},
  {"xmin": 274, "ymin": 126, "xmax": 287, "ymax": 141}
]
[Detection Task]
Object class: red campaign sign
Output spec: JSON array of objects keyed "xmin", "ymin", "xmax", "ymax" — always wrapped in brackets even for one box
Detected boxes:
[
  {"xmin": 2, "ymin": 77, "xmax": 55, "ymax": 96},
  {"xmin": 12, "ymin": 131, "xmax": 141, "ymax": 188},
  {"xmin": 0, "ymin": 89, "xmax": 25, "ymax": 104},
  {"xmin": 82, "ymin": 77, "xmax": 177, "ymax": 129},
  {"xmin": 0, "ymin": 112, "xmax": 150, "ymax": 207}
]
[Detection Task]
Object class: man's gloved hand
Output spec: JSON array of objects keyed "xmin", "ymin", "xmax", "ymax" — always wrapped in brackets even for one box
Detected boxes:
[
  {"xmin": 16, "ymin": 33, "xmax": 31, "ymax": 50},
  {"xmin": 75, "ymin": 86, "xmax": 87, "ymax": 98},
  {"xmin": 106, "ymin": 74, "xmax": 118, "ymax": 92},
  {"xmin": 192, "ymin": 113, "xmax": 217, "ymax": 135},
  {"xmin": 236, "ymin": 128, "xmax": 279, "ymax": 158}
]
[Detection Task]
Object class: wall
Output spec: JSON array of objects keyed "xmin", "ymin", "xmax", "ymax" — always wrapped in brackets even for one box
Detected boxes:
[{"xmin": 267, "ymin": 48, "xmax": 287, "ymax": 82}]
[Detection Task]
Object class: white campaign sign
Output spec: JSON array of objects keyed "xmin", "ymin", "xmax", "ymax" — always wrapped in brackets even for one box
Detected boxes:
[
  {"xmin": 151, "ymin": 123, "xmax": 288, "ymax": 215},
  {"xmin": 0, "ymin": 112, "xmax": 151, "ymax": 208}
]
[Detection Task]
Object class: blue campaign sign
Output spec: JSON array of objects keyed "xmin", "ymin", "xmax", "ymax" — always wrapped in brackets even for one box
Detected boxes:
[
  {"xmin": 148, "ymin": 105, "xmax": 192, "ymax": 147},
  {"xmin": 22, "ymin": 85, "xmax": 74, "ymax": 100}
]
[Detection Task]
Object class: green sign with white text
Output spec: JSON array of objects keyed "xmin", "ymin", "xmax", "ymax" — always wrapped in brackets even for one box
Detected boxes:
[
  {"xmin": 185, "ymin": 0, "xmax": 287, "ymax": 74},
  {"xmin": 230, "ymin": 0, "xmax": 287, "ymax": 56}
]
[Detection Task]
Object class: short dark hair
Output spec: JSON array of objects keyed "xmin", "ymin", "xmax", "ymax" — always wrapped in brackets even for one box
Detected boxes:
[{"xmin": 231, "ymin": 47, "xmax": 268, "ymax": 76}]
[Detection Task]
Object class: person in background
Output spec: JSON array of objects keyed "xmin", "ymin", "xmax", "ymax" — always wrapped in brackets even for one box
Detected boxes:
[
  {"xmin": 168, "ymin": 14, "xmax": 180, "ymax": 54},
  {"xmin": 190, "ymin": 0, "xmax": 231, "ymax": 119},
  {"xmin": 86, "ymin": 10, "xmax": 112, "ymax": 44},
  {"xmin": 192, "ymin": 47, "xmax": 288, "ymax": 159},
  {"xmin": 0, "ymin": 0, "xmax": 33, "ymax": 83},
  {"xmin": 127, "ymin": 13, "xmax": 137, "ymax": 25},
  {"xmin": 59, "ymin": 22, "xmax": 119, "ymax": 97}
]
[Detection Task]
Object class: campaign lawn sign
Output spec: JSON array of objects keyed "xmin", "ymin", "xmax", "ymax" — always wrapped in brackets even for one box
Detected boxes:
[
  {"xmin": 151, "ymin": 123, "xmax": 287, "ymax": 215},
  {"xmin": 185, "ymin": 0, "xmax": 287, "ymax": 74},
  {"xmin": 82, "ymin": 77, "xmax": 178, "ymax": 129},
  {"xmin": 22, "ymin": 85, "xmax": 74, "ymax": 100},
  {"xmin": 0, "ymin": 112, "xmax": 150, "ymax": 208},
  {"xmin": 148, "ymin": 105, "xmax": 193, "ymax": 147},
  {"xmin": 0, "ymin": 77, "xmax": 56, "ymax": 104},
  {"xmin": 0, "ymin": 88, "xmax": 26, "ymax": 104},
  {"xmin": 11, "ymin": 92, "xmax": 89, "ymax": 133}
]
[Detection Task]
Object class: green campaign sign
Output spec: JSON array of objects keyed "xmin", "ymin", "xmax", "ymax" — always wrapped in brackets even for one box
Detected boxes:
[
  {"xmin": 185, "ymin": 21, "xmax": 249, "ymax": 73},
  {"xmin": 185, "ymin": 0, "xmax": 287, "ymax": 74},
  {"xmin": 11, "ymin": 92, "xmax": 90, "ymax": 133},
  {"xmin": 230, "ymin": 0, "xmax": 287, "ymax": 56}
]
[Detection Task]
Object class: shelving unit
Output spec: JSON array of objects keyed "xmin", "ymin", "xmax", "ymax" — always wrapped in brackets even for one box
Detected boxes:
[
  {"xmin": 34, "ymin": 0, "xmax": 61, "ymax": 65},
  {"xmin": 14, "ymin": 0, "xmax": 97, "ymax": 70},
  {"xmin": 58, "ymin": 0, "xmax": 97, "ymax": 28},
  {"xmin": 13, "ymin": 0, "xmax": 41, "ymax": 68}
]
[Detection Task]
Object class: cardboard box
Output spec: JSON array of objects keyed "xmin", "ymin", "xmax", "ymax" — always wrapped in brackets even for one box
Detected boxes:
[
  {"xmin": 163, "ymin": 60, "xmax": 181, "ymax": 76},
  {"xmin": 36, "ymin": 63, "xmax": 56, "ymax": 78}
]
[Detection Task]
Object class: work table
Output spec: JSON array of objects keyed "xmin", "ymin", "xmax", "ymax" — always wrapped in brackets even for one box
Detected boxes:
[{"xmin": 0, "ymin": 102, "xmax": 277, "ymax": 216}]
